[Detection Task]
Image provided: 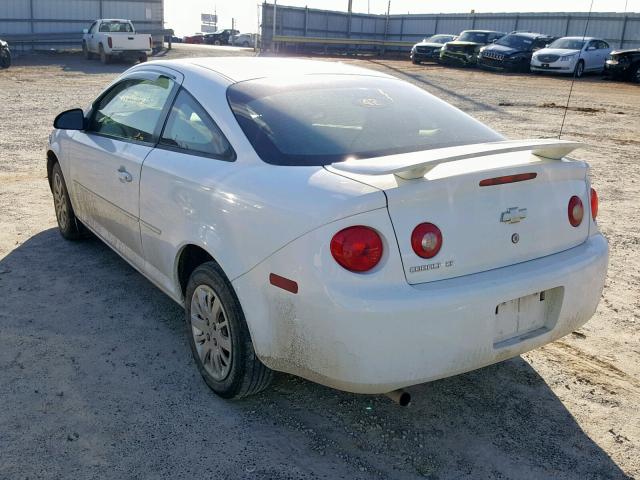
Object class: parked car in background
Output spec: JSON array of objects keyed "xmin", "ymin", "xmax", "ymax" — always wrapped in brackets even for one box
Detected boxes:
[
  {"xmin": 165, "ymin": 35, "xmax": 183, "ymax": 44},
  {"xmin": 204, "ymin": 29, "xmax": 239, "ymax": 45},
  {"xmin": 183, "ymin": 34, "xmax": 204, "ymax": 44},
  {"xmin": 478, "ymin": 32, "xmax": 555, "ymax": 72},
  {"xmin": 604, "ymin": 48, "xmax": 640, "ymax": 83},
  {"xmin": 0, "ymin": 38, "xmax": 10, "ymax": 69},
  {"xmin": 439, "ymin": 30, "xmax": 505, "ymax": 66},
  {"xmin": 48, "ymin": 57, "xmax": 607, "ymax": 400},
  {"xmin": 410, "ymin": 34, "xmax": 456, "ymax": 64},
  {"xmin": 530, "ymin": 37, "xmax": 611, "ymax": 77},
  {"xmin": 231, "ymin": 33, "xmax": 257, "ymax": 47},
  {"xmin": 82, "ymin": 19, "xmax": 152, "ymax": 64}
]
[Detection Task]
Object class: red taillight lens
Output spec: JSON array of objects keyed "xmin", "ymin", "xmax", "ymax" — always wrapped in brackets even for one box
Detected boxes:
[
  {"xmin": 107, "ymin": 36, "xmax": 113, "ymax": 48},
  {"xmin": 568, "ymin": 196, "xmax": 584, "ymax": 227},
  {"xmin": 330, "ymin": 226, "xmax": 383, "ymax": 272},
  {"xmin": 411, "ymin": 223, "xmax": 442, "ymax": 259},
  {"xmin": 590, "ymin": 188, "xmax": 598, "ymax": 220}
]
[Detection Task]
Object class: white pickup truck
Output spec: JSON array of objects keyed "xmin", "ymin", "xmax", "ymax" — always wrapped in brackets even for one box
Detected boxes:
[{"xmin": 82, "ymin": 19, "xmax": 152, "ymax": 64}]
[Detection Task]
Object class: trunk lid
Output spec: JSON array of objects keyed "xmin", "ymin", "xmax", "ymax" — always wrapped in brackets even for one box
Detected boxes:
[{"xmin": 328, "ymin": 147, "xmax": 589, "ymax": 284}]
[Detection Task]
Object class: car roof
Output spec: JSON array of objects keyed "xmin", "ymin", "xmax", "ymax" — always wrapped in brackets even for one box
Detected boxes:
[
  {"xmin": 560, "ymin": 36, "xmax": 600, "ymax": 41},
  {"xmin": 508, "ymin": 32, "xmax": 552, "ymax": 38},
  {"xmin": 460, "ymin": 30, "xmax": 503, "ymax": 33},
  {"xmin": 160, "ymin": 57, "xmax": 394, "ymax": 83}
]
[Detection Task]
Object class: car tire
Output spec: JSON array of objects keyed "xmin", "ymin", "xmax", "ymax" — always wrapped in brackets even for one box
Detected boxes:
[
  {"xmin": 138, "ymin": 54, "xmax": 148, "ymax": 63},
  {"xmin": 82, "ymin": 42, "xmax": 93, "ymax": 60},
  {"xmin": 631, "ymin": 64, "xmax": 640, "ymax": 84},
  {"xmin": 0, "ymin": 49, "xmax": 10, "ymax": 69},
  {"xmin": 574, "ymin": 60, "xmax": 585, "ymax": 78},
  {"xmin": 214, "ymin": 40, "xmax": 221, "ymax": 46},
  {"xmin": 242, "ymin": 41, "xmax": 250, "ymax": 47},
  {"xmin": 99, "ymin": 45, "xmax": 110, "ymax": 65},
  {"xmin": 50, "ymin": 163, "xmax": 84, "ymax": 241},
  {"xmin": 411, "ymin": 58, "xmax": 420, "ymax": 65},
  {"xmin": 185, "ymin": 262, "xmax": 273, "ymax": 399}
]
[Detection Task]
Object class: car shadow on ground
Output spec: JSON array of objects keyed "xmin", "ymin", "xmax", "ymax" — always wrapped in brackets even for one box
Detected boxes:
[{"xmin": 0, "ymin": 229, "xmax": 630, "ymax": 479}]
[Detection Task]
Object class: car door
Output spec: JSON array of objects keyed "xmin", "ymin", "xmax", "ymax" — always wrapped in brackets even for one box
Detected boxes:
[
  {"xmin": 595, "ymin": 41, "xmax": 611, "ymax": 71},
  {"xmin": 88, "ymin": 21, "xmax": 99, "ymax": 52},
  {"xmin": 139, "ymin": 88, "xmax": 236, "ymax": 297},
  {"xmin": 67, "ymin": 71, "xmax": 179, "ymax": 269},
  {"xmin": 583, "ymin": 40, "xmax": 600, "ymax": 70}
]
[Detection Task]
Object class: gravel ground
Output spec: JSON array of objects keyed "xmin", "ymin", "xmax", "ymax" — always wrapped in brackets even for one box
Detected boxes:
[{"xmin": 0, "ymin": 44, "xmax": 638, "ymax": 479}]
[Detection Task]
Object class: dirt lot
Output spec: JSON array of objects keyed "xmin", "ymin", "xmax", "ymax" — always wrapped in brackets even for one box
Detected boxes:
[{"xmin": 1, "ymin": 44, "xmax": 638, "ymax": 479}]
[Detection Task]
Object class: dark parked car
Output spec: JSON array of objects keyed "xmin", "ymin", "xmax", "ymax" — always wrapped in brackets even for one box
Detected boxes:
[
  {"xmin": 605, "ymin": 48, "xmax": 640, "ymax": 83},
  {"xmin": 410, "ymin": 34, "xmax": 456, "ymax": 64},
  {"xmin": 204, "ymin": 29, "xmax": 239, "ymax": 45},
  {"xmin": 0, "ymin": 38, "xmax": 11, "ymax": 69},
  {"xmin": 439, "ymin": 30, "xmax": 505, "ymax": 66},
  {"xmin": 478, "ymin": 32, "xmax": 555, "ymax": 72}
]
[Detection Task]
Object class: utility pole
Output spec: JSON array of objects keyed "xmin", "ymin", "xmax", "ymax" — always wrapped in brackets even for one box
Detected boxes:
[{"xmin": 272, "ymin": 0, "xmax": 277, "ymax": 53}]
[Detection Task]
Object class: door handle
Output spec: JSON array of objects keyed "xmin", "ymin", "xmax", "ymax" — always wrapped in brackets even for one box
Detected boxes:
[{"xmin": 118, "ymin": 166, "xmax": 133, "ymax": 183}]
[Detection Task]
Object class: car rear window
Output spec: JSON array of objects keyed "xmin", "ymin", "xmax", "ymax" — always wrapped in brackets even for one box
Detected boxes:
[{"xmin": 227, "ymin": 76, "xmax": 503, "ymax": 166}]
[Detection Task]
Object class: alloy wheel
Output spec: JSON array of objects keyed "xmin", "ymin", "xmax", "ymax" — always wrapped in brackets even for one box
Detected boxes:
[
  {"xmin": 53, "ymin": 171, "xmax": 69, "ymax": 231},
  {"xmin": 190, "ymin": 285, "xmax": 232, "ymax": 381}
]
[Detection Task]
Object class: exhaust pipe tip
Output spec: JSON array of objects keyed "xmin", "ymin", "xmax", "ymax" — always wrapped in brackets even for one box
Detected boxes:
[{"xmin": 385, "ymin": 389, "xmax": 411, "ymax": 407}]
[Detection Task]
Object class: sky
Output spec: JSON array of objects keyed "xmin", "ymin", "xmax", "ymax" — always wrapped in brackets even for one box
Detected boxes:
[{"xmin": 165, "ymin": 0, "xmax": 640, "ymax": 36}]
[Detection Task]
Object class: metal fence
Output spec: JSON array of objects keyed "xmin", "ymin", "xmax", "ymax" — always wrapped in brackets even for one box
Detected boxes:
[
  {"xmin": 261, "ymin": 3, "xmax": 640, "ymax": 53},
  {"xmin": 0, "ymin": 0, "xmax": 164, "ymax": 50}
]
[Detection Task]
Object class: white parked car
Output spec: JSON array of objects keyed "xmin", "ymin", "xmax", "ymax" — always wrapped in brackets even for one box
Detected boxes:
[
  {"xmin": 47, "ymin": 58, "xmax": 608, "ymax": 401},
  {"xmin": 231, "ymin": 33, "xmax": 257, "ymax": 47},
  {"xmin": 530, "ymin": 36, "xmax": 612, "ymax": 77},
  {"xmin": 82, "ymin": 19, "xmax": 152, "ymax": 64}
]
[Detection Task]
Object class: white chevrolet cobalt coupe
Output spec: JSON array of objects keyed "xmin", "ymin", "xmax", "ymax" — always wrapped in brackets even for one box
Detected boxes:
[{"xmin": 48, "ymin": 58, "xmax": 608, "ymax": 401}]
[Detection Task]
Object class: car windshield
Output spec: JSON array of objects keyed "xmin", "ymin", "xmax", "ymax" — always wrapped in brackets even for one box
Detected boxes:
[
  {"xmin": 549, "ymin": 38, "xmax": 585, "ymax": 50},
  {"xmin": 457, "ymin": 31, "xmax": 489, "ymax": 43},
  {"xmin": 99, "ymin": 21, "xmax": 133, "ymax": 33},
  {"xmin": 495, "ymin": 34, "xmax": 535, "ymax": 50},
  {"xmin": 227, "ymin": 76, "xmax": 503, "ymax": 166},
  {"xmin": 425, "ymin": 35, "xmax": 453, "ymax": 44}
]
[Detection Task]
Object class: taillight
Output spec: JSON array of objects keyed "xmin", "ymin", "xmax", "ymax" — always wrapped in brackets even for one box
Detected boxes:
[
  {"xmin": 590, "ymin": 188, "xmax": 598, "ymax": 220},
  {"xmin": 568, "ymin": 196, "xmax": 584, "ymax": 227},
  {"xmin": 149, "ymin": 37, "xmax": 153, "ymax": 49},
  {"xmin": 411, "ymin": 223, "xmax": 442, "ymax": 259},
  {"xmin": 107, "ymin": 36, "xmax": 113, "ymax": 48},
  {"xmin": 330, "ymin": 226, "xmax": 383, "ymax": 272}
]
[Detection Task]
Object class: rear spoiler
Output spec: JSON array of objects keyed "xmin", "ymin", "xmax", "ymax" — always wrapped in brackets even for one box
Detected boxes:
[{"xmin": 330, "ymin": 139, "xmax": 583, "ymax": 180}]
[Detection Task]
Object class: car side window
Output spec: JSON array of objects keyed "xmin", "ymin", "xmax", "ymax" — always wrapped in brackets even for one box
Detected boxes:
[
  {"xmin": 89, "ymin": 77, "xmax": 176, "ymax": 143},
  {"xmin": 599, "ymin": 41, "xmax": 609, "ymax": 49},
  {"xmin": 159, "ymin": 89, "xmax": 234, "ymax": 160},
  {"xmin": 89, "ymin": 22, "xmax": 97, "ymax": 34}
]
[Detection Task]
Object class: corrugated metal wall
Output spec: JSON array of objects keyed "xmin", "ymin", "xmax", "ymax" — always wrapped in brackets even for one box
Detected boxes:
[
  {"xmin": 0, "ymin": 0, "xmax": 164, "ymax": 49},
  {"xmin": 262, "ymin": 4, "xmax": 640, "ymax": 51}
]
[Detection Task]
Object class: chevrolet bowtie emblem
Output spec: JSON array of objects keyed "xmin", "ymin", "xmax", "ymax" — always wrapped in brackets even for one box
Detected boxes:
[{"xmin": 501, "ymin": 207, "xmax": 527, "ymax": 224}]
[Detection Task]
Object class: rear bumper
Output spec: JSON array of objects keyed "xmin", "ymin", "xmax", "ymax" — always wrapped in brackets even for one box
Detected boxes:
[
  {"xmin": 110, "ymin": 49, "xmax": 152, "ymax": 56},
  {"xmin": 234, "ymin": 230, "xmax": 608, "ymax": 394}
]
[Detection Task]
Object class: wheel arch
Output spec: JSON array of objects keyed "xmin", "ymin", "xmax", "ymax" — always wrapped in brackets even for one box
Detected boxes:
[
  {"xmin": 46, "ymin": 150, "xmax": 58, "ymax": 188},
  {"xmin": 176, "ymin": 244, "xmax": 230, "ymax": 297}
]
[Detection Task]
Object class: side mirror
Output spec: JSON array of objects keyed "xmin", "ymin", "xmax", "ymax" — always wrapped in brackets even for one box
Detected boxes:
[
  {"xmin": 54, "ymin": 109, "xmax": 85, "ymax": 130},
  {"xmin": 83, "ymin": 28, "xmax": 88, "ymax": 34}
]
